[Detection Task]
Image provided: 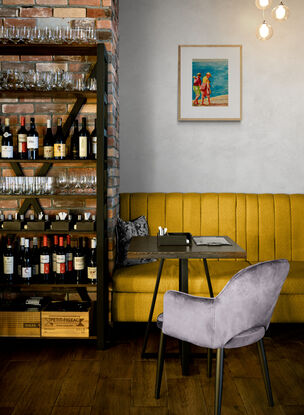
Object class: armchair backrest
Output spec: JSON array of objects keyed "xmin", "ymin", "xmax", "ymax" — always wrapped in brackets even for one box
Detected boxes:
[{"xmin": 213, "ymin": 259, "xmax": 290, "ymax": 348}]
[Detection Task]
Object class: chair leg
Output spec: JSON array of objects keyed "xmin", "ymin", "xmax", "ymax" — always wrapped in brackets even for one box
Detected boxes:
[
  {"xmin": 215, "ymin": 348, "xmax": 224, "ymax": 415},
  {"xmin": 257, "ymin": 338, "xmax": 274, "ymax": 406},
  {"xmin": 155, "ymin": 331, "xmax": 166, "ymax": 399},
  {"xmin": 207, "ymin": 348, "xmax": 212, "ymax": 377}
]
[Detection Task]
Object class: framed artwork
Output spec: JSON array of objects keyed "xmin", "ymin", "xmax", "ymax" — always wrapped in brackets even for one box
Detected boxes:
[{"xmin": 178, "ymin": 45, "xmax": 242, "ymax": 121}]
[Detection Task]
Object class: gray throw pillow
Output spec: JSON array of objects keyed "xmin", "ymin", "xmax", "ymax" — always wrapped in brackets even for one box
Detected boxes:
[{"xmin": 116, "ymin": 216, "xmax": 155, "ymax": 266}]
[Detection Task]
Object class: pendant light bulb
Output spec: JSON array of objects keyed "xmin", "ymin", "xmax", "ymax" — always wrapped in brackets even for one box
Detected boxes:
[
  {"xmin": 255, "ymin": 0, "xmax": 272, "ymax": 10},
  {"xmin": 272, "ymin": 2, "xmax": 289, "ymax": 20},
  {"xmin": 256, "ymin": 20, "xmax": 273, "ymax": 40}
]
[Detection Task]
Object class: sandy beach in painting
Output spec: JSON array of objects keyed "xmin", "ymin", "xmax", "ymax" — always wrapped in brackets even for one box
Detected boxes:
[
  {"xmin": 193, "ymin": 94, "xmax": 228, "ymax": 107},
  {"xmin": 192, "ymin": 95, "xmax": 228, "ymax": 107}
]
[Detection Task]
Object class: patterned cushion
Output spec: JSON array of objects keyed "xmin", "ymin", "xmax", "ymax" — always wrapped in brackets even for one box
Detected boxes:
[{"xmin": 116, "ymin": 216, "xmax": 155, "ymax": 266}]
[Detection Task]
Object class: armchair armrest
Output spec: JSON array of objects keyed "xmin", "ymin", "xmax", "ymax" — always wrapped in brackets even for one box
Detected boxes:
[{"xmin": 162, "ymin": 290, "xmax": 215, "ymax": 349}]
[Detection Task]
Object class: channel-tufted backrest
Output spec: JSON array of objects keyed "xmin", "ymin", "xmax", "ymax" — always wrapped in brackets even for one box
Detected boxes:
[{"xmin": 119, "ymin": 193, "xmax": 304, "ymax": 262}]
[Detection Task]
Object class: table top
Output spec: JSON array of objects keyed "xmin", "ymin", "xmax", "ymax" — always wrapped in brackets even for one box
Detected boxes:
[{"xmin": 128, "ymin": 236, "xmax": 246, "ymax": 260}]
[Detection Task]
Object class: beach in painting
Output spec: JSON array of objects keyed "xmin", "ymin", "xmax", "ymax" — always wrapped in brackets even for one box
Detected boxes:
[{"xmin": 192, "ymin": 59, "xmax": 228, "ymax": 106}]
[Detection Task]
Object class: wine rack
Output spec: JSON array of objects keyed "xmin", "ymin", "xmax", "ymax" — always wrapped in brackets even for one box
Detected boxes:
[{"xmin": 0, "ymin": 44, "xmax": 108, "ymax": 348}]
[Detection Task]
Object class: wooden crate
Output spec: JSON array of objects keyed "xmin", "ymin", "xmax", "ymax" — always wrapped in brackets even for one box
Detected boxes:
[
  {"xmin": 0, "ymin": 310, "xmax": 41, "ymax": 337},
  {"xmin": 41, "ymin": 304, "xmax": 91, "ymax": 338}
]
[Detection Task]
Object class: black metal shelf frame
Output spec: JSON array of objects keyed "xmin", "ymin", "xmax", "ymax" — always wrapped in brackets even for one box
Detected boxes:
[{"xmin": 0, "ymin": 43, "xmax": 108, "ymax": 349}]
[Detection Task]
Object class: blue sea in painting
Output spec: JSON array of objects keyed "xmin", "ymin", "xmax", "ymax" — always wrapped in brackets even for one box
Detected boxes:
[{"xmin": 192, "ymin": 59, "xmax": 228, "ymax": 100}]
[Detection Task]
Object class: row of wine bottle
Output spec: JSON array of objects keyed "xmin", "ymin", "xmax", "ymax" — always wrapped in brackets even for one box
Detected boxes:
[
  {"xmin": 0, "ymin": 116, "xmax": 98, "ymax": 160},
  {"xmin": 2, "ymin": 236, "xmax": 97, "ymax": 284}
]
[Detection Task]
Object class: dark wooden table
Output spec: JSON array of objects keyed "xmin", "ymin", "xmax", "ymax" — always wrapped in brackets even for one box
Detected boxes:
[{"xmin": 128, "ymin": 235, "xmax": 246, "ymax": 375}]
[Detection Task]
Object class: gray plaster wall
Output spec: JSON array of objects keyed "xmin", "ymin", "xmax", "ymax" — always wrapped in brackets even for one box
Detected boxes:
[{"xmin": 119, "ymin": 0, "xmax": 303, "ymax": 193}]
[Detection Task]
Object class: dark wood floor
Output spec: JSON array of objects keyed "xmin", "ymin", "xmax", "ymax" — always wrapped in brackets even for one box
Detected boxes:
[{"xmin": 0, "ymin": 324, "xmax": 303, "ymax": 415}]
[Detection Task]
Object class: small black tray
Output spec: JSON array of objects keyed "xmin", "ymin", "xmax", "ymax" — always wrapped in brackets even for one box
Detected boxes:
[{"xmin": 157, "ymin": 232, "xmax": 192, "ymax": 246}]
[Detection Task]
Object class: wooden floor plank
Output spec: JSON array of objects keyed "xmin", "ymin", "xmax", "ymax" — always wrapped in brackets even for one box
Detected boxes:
[
  {"xmin": 130, "ymin": 408, "xmax": 168, "ymax": 415},
  {"xmin": 51, "ymin": 407, "xmax": 91, "ymax": 415},
  {"xmin": 99, "ymin": 342, "xmax": 136, "ymax": 379},
  {"xmin": 226, "ymin": 346, "xmax": 262, "ymax": 379},
  {"xmin": 0, "ymin": 409, "xmax": 14, "ymax": 415},
  {"xmin": 0, "ymin": 361, "xmax": 37, "ymax": 407},
  {"xmin": 132, "ymin": 360, "xmax": 167, "ymax": 407},
  {"xmin": 55, "ymin": 361, "xmax": 101, "ymax": 407},
  {"xmin": 281, "ymin": 406, "xmax": 304, "ymax": 415},
  {"xmin": 167, "ymin": 378, "xmax": 208, "ymax": 415},
  {"xmin": 91, "ymin": 379, "xmax": 130, "ymax": 415}
]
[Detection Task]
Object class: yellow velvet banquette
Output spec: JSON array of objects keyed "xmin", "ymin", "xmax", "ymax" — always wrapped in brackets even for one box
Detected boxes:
[{"xmin": 112, "ymin": 193, "xmax": 304, "ymax": 323}]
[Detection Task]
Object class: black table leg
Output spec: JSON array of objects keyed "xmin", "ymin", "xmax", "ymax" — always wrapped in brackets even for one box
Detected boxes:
[
  {"xmin": 141, "ymin": 258, "xmax": 165, "ymax": 358},
  {"xmin": 203, "ymin": 258, "xmax": 214, "ymax": 298},
  {"xmin": 179, "ymin": 258, "xmax": 190, "ymax": 375}
]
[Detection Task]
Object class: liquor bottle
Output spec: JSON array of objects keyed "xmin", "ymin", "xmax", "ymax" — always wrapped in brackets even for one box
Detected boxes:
[
  {"xmin": 65, "ymin": 235, "xmax": 73, "ymax": 282},
  {"xmin": 43, "ymin": 119, "xmax": 54, "ymax": 159},
  {"xmin": 1, "ymin": 118, "xmax": 14, "ymax": 159},
  {"xmin": 73, "ymin": 237, "xmax": 85, "ymax": 283},
  {"xmin": 17, "ymin": 116, "xmax": 28, "ymax": 160},
  {"xmin": 17, "ymin": 237, "xmax": 25, "ymax": 281},
  {"xmin": 91, "ymin": 118, "xmax": 97, "ymax": 160},
  {"xmin": 56, "ymin": 236, "xmax": 66, "ymax": 283},
  {"xmin": 31, "ymin": 237, "xmax": 40, "ymax": 282},
  {"xmin": 87, "ymin": 237, "xmax": 97, "ymax": 284},
  {"xmin": 3, "ymin": 237, "xmax": 14, "ymax": 283},
  {"xmin": 52, "ymin": 235, "xmax": 58, "ymax": 279},
  {"xmin": 21, "ymin": 238, "xmax": 32, "ymax": 283},
  {"xmin": 79, "ymin": 117, "xmax": 90, "ymax": 160},
  {"xmin": 40, "ymin": 235, "xmax": 51, "ymax": 283},
  {"xmin": 27, "ymin": 117, "xmax": 39, "ymax": 160},
  {"xmin": 70, "ymin": 119, "xmax": 79, "ymax": 160},
  {"xmin": 53, "ymin": 118, "xmax": 66, "ymax": 160},
  {"xmin": 0, "ymin": 118, "xmax": 3, "ymax": 157}
]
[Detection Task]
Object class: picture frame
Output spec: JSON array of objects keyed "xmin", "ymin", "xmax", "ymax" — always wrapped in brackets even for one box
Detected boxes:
[{"xmin": 178, "ymin": 45, "xmax": 242, "ymax": 121}]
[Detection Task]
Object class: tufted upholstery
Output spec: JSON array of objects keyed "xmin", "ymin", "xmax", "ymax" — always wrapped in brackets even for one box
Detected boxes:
[{"xmin": 112, "ymin": 193, "xmax": 304, "ymax": 322}]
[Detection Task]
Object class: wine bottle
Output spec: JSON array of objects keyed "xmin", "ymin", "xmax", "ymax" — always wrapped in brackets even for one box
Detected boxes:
[
  {"xmin": 40, "ymin": 235, "xmax": 51, "ymax": 283},
  {"xmin": 52, "ymin": 235, "xmax": 58, "ymax": 279},
  {"xmin": 1, "ymin": 118, "xmax": 14, "ymax": 159},
  {"xmin": 3, "ymin": 237, "xmax": 14, "ymax": 283},
  {"xmin": 27, "ymin": 117, "xmax": 39, "ymax": 160},
  {"xmin": 73, "ymin": 237, "xmax": 85, "ymax": 284},
  {"xmin": 56, "ymin": 236, "xmax": 66, "ymax": 283},
  {"xmin": 87, "ymin": 237, "xmax": 97, "ymax": 284},
  {"xmin": 79, "ymin": 117, "xmax": 90, "ymax": 160},
  {"xmin": 43, "ymin": 119, "xmax": 54, "ymax": 159},
  {"xmin": 65, "ymin": 235, "xmax": 73, "ymax": 282},
  {"xmin": 22, "ymin": 238, "xmax": 32, "ymax": 283},
  {"xmin": 91, "ymin": 118, "xmax": 97, "ymax": 160},
  {"xmin": 17, "ymin": 237, "xmax": 25, "ymax": 281},
  {"xmin": 17, "ymin": 116, "xmax": 28, "ymax": 160},
  {"xmin": 70, "ymin": 120, "xmax": 79, "ymax": 160},
  {"xmin": 31, "ymin": 237, "xmax": 39, "ymax": 282},
  {"xmin": 53, "ymin": 118, "xmax": 66, "ymax": 160},
  {"xmin": 0, "ymin": 118, "xmax": 3, "ymax": 158}
]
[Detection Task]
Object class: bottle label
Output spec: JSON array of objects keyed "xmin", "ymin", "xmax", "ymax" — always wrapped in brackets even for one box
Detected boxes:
[
  {"xmin": 22, "ymin": 267, "xmax": 32, "ymax": 279},
  {"xmin": 56, "ymin": 255, "xmax": 66, "ymax": 274},
  {"xmin": 3, "ymin": 256, "xmax": 14, "ymax": 274},
  {"xmin": 0, "ymin": 135, "xmax": 2, "ymax": 152},
  {"xmin": 18, "ymin": 264, "xmax": 22, "ymax": 277},
  {"xmin": 66, "ymin": 253, "xmax": 73, "ymax": 272},
  {"xmin": 74, "ymin": 256, "xmax": 85, "ymax": 270},
  {"xmin": 40, "ymin": 254, "xmax": 50, "ymax": 274},
  {"xmin": 1, "ymin": 145, "xmax": 13, "ymax": 158},
  {"xmin": 18, "ymin": 134, "xmax": 27, "ymax": 153},
  {"xmin": 92, "ymin": 136, "xmax": 97, "ymax": 157},
  {"xmin": 52, "ymin": 253, "xmax": 57, "ymax": 271},
  {"xmin": 54, "ymin": 143, "xmax": 66, "ymax": 158},
  {"xmin": 27, "ymin": 136, "xmax": 39, "ymax": 150},
  {"xmin": 32, "ymin": 264, "xmax": 39, "ymax": 276},
  {"xmin": 87, "ymin": 267, "xmax": 97, "ymax": 280},
  {"xmin": 79, "ymin": 136, "xmax": 87, "ymax": 158},
  {"xmin": 44, "ymin": 146, "xmax": 54, "ymax": 159}
]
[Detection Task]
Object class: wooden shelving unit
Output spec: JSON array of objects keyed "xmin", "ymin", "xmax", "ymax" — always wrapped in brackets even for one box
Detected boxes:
[{"xmin": 0, "ymin": 43, "xmax": 108, "ymax": 349}]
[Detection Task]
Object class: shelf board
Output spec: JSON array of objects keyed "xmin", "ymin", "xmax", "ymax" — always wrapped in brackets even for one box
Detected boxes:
[
  {"xmin": 0, "ymin": 230, "xmax": 96, "ymax": 235},
  {"xmin": 0, "ymin": 336, "xmax": 97, "ymax": 340},
  {"xmin": 0, "ymin": 194, "xmax": 96, "ymax": 199},
  {"xmin": 0, "ymin": 91, "xmax": 97, "ymax": 99},
  {"xmin": 1, "ymin": 159, "xmax": 97, "ymax": 164},
  {"xmin": 0, "ymin": 283, "xmax": 97, "ymax": 289},
  {"xmin": 0, "ymin": 44, "xmax": 98, "ymax": 56}
]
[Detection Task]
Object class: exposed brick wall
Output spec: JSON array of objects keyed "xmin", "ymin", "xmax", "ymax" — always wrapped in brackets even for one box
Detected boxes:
[{"xmin": 0, "ymin": 0, "xmax": 120, "ymax": 273}]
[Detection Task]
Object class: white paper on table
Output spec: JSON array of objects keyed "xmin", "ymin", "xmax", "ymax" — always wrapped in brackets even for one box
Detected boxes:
[{"xmin": 193, "ymin": 236, "xmax": 232, "ymax": 246}]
